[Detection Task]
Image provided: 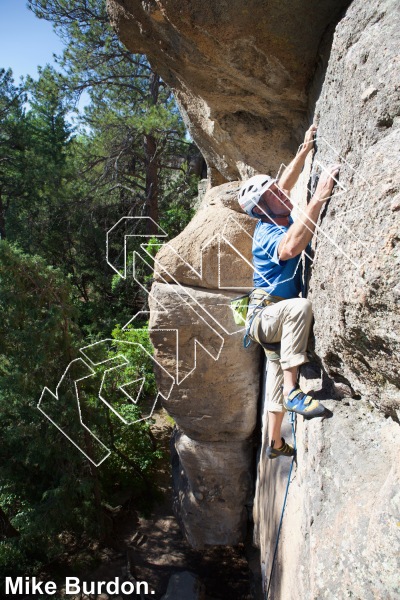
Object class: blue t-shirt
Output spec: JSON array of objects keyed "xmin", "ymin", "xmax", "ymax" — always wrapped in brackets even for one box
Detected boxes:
[{"xmin": 252, "ymin": 219, "xmax": 302, "ymax": 298}]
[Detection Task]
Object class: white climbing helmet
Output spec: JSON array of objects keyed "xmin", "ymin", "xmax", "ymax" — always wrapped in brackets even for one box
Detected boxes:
[{"xmin": 238, "ymin": 174, "xmax": 277, "ymax": 217}]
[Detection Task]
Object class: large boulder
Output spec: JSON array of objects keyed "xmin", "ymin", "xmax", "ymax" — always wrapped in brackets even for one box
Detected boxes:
[
  {"xmin": 148, "ymin": 185, "xmax": 261, "ymax": 547},
  {"xmin": 149, "ymin": 281, "xmax": 259, "ymax": 440},
  {"xmin": 153, "ymin": 182, "xmax": 255, "ymax": 289}
]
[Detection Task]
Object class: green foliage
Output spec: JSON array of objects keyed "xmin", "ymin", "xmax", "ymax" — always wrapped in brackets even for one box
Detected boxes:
[
  {"xmin": 0, "ymin": 241, "xmax": 79, "ymax": 391},
  {"xmin": 0, "ymin": 0, "xmax": 203, "ymax": 583},
  {"xmin": 96, "ymin": 325, "xmax": 163, "ymax": 491},
  {"xmin": 159, "ymin": 173, "xmax": 198, "ymax": 237},
  {"xmin": 0, "ymin": 243, "xmax": 162, "ymax": 581},
  {"xmin": 0, "ymin": 69, "xmax": 28, "ymax": 240},
  {"xmin": 0, "ymin": 242, "xmax": 91, "ymax": 578}
]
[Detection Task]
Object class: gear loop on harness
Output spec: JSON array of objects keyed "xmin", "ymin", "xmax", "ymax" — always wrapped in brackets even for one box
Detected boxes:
[{"xmin": 243, "ymin": 289, "xmax": 285, "ymax": 359}]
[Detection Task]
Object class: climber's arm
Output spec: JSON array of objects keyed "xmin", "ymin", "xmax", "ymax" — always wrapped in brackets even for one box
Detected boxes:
[
  {"xmin": 278, "ymin": 164, "xmax": 340, "ymax": 260},
  {"xmin": 277, "ymin": 124, "xmax": 317, "ymax": 192}
]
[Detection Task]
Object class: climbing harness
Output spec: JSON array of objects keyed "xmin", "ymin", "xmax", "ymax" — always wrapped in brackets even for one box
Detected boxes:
[
  {"xmin": 265, "ymin": 410, "xmax": 297, "ymax": 600},
  {"xmin": 243, "ymin": 289, "xmax": 284, "ymax": 360}
]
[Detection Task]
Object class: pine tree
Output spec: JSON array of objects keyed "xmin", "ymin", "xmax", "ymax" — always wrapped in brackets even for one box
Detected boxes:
[
  {"xmin": 0, "ymin": 69, "xmax": 27, "ymax": 240},
  {"xmin": 28, "ymin": 0, "xmax": 204, "ymax": 234}
]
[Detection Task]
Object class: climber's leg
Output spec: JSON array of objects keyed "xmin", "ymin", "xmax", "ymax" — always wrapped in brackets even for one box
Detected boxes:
[
  {"xmin": 282, "ymin": 366, "xmax": 298, "ymax": 399},
  {"xmin": 268, "ymin": 411, "xmax": 284, "ymax": 448},
  {"xmin": 259, "ymin": 298, "xmax": 330, "ymax": 420},
  {"xmin": 265, "ymin": 358, "xmax": 294, "ymax": 457},
  {"xmin": 257, "ymin": 297, "xmax": 311, "ymax": 394},
  {"xmin": 279, "ymin": 298, "xmax": 313, "ymax": 373},
  {"xmin": 256, "ymin": 298, "xmax": 312, "ymax": 371}
]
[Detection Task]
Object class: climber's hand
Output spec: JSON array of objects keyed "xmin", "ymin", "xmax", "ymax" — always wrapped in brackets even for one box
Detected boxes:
[
  {"xmin": 300, "ymin": 123, "xmax": 317, "ymax": 154},
  {"xmin": 313, "ymin": 164, "xmax": 340, "ymax": 203}
]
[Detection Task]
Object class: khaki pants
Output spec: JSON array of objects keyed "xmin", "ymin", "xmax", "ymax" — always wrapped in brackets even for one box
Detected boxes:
[{"xmin": 250, "ymin": 298, "xmax": 313, "ymax": 412}]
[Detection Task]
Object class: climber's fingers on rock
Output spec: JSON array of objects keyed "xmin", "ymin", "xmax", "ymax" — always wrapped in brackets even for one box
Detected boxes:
[
  {"xmin": 302, "ymin": 123, "xmax": 317, "ymax": 150},
  {"xmin": 315, "ymin": 163, "xmax": 341, "ymax": 202},
  {"xmin": 327, "ymin": 162, "xmax": 341, "ymax": 180}
]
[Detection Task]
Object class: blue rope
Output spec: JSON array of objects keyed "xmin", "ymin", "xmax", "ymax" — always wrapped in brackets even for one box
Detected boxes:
[{"xmin": 265, "ymin": 411, "xmax": 297, "ymax": 600}]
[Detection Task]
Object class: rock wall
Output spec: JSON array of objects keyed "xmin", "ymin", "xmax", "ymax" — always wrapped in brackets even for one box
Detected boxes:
[
  {"xmin": 254, "ymin": 376, "xmax": 400, "ymax": 599},
  {"xmin": 310, "ymin": 0, "xmax": 400, "ymax": 419},
  {"xmin": 255, "ymin": 1, "xmax": 400, "ymax": 597},
  {"xmin": 147, "ymin": 183, "xmax": 261, "ymax": 547},
  {"xmin": 108, "ymin": 0, "xmax": 400, "ymax": 597},
  {"xmin": 107, "ymin": 0, "xmax": 351, "ymax": 182}
]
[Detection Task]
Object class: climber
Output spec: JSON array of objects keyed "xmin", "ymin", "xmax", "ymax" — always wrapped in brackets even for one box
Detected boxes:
[{"xmin": 238, "ymin": 124, "xmax": 340, "ymax": 459}]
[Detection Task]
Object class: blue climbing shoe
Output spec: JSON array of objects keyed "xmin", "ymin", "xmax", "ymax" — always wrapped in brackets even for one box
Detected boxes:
[
  {"xmin": 283, "ymin": 387, "xmax": 327, "ymax": 419},
  {"xmin": 266, "ymin": 437, "xmax": 295, "ymax": 459}
]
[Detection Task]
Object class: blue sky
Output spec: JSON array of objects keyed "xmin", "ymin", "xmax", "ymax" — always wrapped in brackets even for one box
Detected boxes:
[{"xmin": 0, "ymin": 0, "xmax": 64, "ymax": 82}]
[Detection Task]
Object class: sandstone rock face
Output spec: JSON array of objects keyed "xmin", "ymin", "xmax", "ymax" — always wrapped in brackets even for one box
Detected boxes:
[
  {"xmin": 149, "ymin": 281, "xmax": 259, "ymax": 441},
  {"xmin": 253, "ymin": 1, "xmax": 400, "ymax": 597},
  {"xmin": 148, "ymin": 185, "xmax": 262, "ymax": 547},
  {"xmin": 171, "ymin": 430, "xmax": 252, "ymax": 548},
  {"xmin": 153, "ymin": 181, "xmax": 255, "ymax": 290},
  {"xmin": 109, "ymin": 0, "xmax": 400, "ymax": 595},
  {"xmin": 307, "ymin": 0, "xmax": 400, "ymax": 419},
  {"xmin": 107, "ymin": 0, "xmax": 351, "ymax": 180},
  {"xmin": 254, "ymin": 375, "xmax": 400, "ymax": 600}
]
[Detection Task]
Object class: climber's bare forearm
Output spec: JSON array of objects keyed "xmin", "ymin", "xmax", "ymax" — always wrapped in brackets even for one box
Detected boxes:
[
  {"xmin": 278, "ymin": 199, "xmax": 322, "ymax": 260},
  {"xmin": 278, "ymin": 162, "xmax": 340, "ymax": 261},
  {"xmin": 277, "ymin": 149, "xmax": 308, "ymax": 192},
  {"xmin": 278, "ymin": 124, "xmax": 316, "ymax": 191}
]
